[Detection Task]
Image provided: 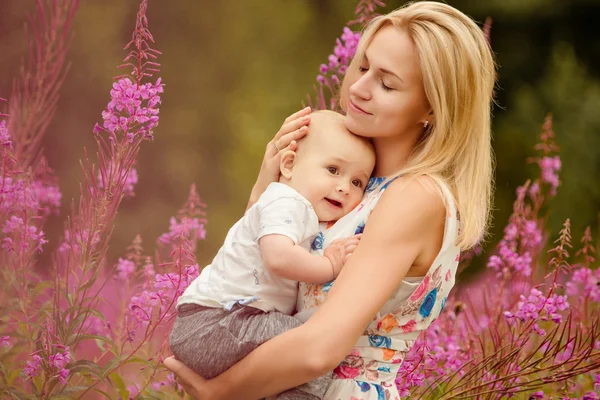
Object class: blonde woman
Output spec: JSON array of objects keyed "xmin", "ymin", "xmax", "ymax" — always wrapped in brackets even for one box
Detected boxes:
[{"xmin": 165, "ymin": 1, "xmax": 495, "ymax": 399}]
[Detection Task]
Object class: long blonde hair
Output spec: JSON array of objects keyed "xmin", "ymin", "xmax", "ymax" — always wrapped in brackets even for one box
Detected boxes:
[{"xmin": 340, "ymin": 1, "xmax": 496, "ymax": 250}]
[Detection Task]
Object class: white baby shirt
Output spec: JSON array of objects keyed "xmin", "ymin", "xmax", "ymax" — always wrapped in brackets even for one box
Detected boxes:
[{"xmin": 176, "ymin": 182, "xmax": 319, "ymax": 315}]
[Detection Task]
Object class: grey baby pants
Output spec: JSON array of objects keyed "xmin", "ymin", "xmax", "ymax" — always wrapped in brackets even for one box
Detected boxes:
[{"xmin": 169, "ymin": 303, "xmax": 330, "ymax": 400}]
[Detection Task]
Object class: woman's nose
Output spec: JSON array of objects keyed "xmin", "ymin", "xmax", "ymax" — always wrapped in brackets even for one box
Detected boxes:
[{"xmin": 349, "ymin": 73, "xmax": 371, "ymax": 101}]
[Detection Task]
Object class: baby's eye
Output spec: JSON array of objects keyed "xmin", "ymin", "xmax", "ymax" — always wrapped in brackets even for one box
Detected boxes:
[
  {"xmin": 352, "ymin": 179, "xmax": 363, "ymax": 188},
  {"xmin": 327, "ymin": 166, "xmax": 339, "ymax": 175}
]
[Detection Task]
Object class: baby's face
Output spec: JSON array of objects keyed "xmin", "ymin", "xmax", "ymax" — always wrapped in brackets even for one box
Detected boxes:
[{"xmin": 286, "ymin": 116, "xmax": 375, "ymax": 222}]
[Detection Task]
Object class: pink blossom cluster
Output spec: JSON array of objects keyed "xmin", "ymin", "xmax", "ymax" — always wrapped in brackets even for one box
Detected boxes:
[
  {"xmin": 31, "ymin": 179, "xmax": 62, "ymax": 215},
  {"xmin": 128, "ymin": 264, "xmax": 198, "ymax": 326},
  {"xmin": 486, "ymin": 183, "xmax": 543, "ymax": 279},
  {"xmin": 115, "ymin": 257, "xmax": 137, "ymax": 280},
  {"xmin": 503, "ymin": 288, "xmax": 569, "ymax": 335},
  {"xmin": 0, "ymin": 176, "xmax": 40, "ymax": 215},
  {"xmin": 158, "ymin": 216, "xmax": 206, "ymax": 248},
  {"xmin": 539, "ymin": 155, "xmax": 561, "ymax": 195},
  {"xmin": 2, "ymin": 215, "xmax": 47, "ymax": 253},
  {"xmin": 318, "ymin": 27, "xmax": 361, "ymax": 85},
  {"xmin": 0, "ymin": 119, "xmax": 11, "ymax": 147},
  {"xmin": 23, "ymin": 346, "xmax": 71, "ymax": 385},
  {"xmin": 97, "ymin": 165, "xmax": 139, "ymax": 198},
  {"xmin": 57, "ymin": 228, "xmax": 101, "ymax": 254},
  {"xmin": 93, "ymin": 77, "xmax": 163, "ymax": 143},
  {"xmin": 487, "ymin": 221, "xmax": 539, "ymax": 277},
  {"xmin": 396, "ymin": 306, "xmax": 472, "ymax": 395},
  {"xmin": 566, "ymin": 267, "xmax": 600, "ymax": 302}
]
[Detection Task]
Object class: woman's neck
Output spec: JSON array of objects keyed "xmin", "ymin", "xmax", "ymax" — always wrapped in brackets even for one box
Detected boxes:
[{"xmin": 371, "ymin": 134, "xmax": 418, "ymax": 177}]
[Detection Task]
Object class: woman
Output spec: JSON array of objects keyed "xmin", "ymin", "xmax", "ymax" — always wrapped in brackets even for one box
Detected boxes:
[{"xmin": 165, "ymin": 1, "xmax": 495, "ymax": 399}]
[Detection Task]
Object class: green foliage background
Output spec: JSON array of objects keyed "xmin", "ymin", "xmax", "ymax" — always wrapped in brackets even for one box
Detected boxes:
[{"xmin": 0, "ymin": 0, "xmax": 598, "ymax": 273}]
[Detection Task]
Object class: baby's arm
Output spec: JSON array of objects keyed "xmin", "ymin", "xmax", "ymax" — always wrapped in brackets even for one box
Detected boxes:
[{"xmin": 259, "ymin": 234, "xmax": 359, "ymax": 283}]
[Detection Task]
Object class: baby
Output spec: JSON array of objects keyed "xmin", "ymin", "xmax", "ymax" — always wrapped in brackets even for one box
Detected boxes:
[{"xmin": 169, "ymin": 110, "xmax": 375, "ymax": 399}]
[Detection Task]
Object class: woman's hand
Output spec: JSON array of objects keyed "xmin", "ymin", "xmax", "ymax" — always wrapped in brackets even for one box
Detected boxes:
[
  {"xmin": 164, "ymin": 356, "xmax": 215, "ymax": 400},
  {"xmin": 248, "ymin": 107, "xmax": 311, "ymax": 209}
]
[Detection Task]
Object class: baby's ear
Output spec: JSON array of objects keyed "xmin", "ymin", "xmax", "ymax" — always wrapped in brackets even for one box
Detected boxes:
[{"xmin": 280, "ymin": 150, "xmax": 296, "ymax": 180}]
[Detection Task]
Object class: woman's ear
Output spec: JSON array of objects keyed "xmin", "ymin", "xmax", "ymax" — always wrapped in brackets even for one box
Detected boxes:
[
  {"xmin": 426, "ymin": 109, "xmax": 434, "ymax": 126},
  {"xmin": 280, "ymin": 150, "xmax": 296, "ymax": 180}
]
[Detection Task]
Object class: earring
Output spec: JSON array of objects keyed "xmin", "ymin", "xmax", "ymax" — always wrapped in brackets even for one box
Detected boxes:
[{"xmin": 423, "ymin": 120, "xmax": 429, "ymax": 128}]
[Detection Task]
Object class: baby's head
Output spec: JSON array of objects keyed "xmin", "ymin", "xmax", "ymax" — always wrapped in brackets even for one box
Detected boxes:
[{"xmin": 279, "ymin": 110, "xmax": 376, "ymax": 222}]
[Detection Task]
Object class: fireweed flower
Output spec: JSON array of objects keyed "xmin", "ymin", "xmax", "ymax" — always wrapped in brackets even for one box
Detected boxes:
[
  {"xmin": 97, "ymin": 165, "xmax": 139, "ymax": 198},
  {"xmin": 49, "ymin": 347, "xmax": 71, "ymax": 370},
  {"xmin": 31, "ymin": 180, "xmax": 62, "ymax": 215},
  {"xmin": 566, "ymin": 267, "xmax": 600, "ymax": 301},
  {"xmin": 0, "ymin": 120, "xmax": 11, "ymax": 147},
  {"xmin": 0, "ymin": 177, "xmax": 39, "ymax": 214},
  {"xmin": 2, "ymin": 215, "xmax": 47, "ymax": 253},
  {"xmin": 93, "ymin": 78, "xmax": 163, "ymax": 143},
  {"xmin": 539, "ymin": 156, "xmax": 561, "ymax": 194},
  {"xmin": 530, "ymin": 390, "xmax": 545, "ymax": 399},
  {"xmin": 0, "ymin": 336, "xmax": 10, "ymax": 346},
  {"xmin": 57, "ymin": 368, "xmax": 69, "ymax": 384},
  {"xmin": 23, "ymin": 354, "xmax": 42, "ymax": 379},
  {"xmin": 57, "ymin": 228, "xmax": 101, "ymax": 254},
  {"xmin": 158, "ymin": 217, "xmax": 206, "ymax": 247},
  {"xmin": 115, "ymin": 257, "xmax": 136, "ymax": 280},
  {"xmin": 503, "ymin": 288, "xmax": 569, "ymax": 335}
]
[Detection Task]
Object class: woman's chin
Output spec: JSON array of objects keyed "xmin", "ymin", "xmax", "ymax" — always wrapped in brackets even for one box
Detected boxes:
[{"xmin": 344, "ymin": 117, "xmax": 375, "ymax": 138}]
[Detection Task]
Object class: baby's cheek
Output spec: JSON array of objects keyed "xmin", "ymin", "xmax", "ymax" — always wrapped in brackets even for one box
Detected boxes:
[{"xmin": 348, "ymin": 193, "xmax": 363, "ymax": 210}]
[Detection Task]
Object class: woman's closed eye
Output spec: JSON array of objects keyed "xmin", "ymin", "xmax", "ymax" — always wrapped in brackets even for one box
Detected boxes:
[
  {"xmin": 380, "ymin": 80, "xmax": 394, "ymax": 91},
  {"xmin": 358, "ymin": 66, "xmax": 394, "ymax": 91}
]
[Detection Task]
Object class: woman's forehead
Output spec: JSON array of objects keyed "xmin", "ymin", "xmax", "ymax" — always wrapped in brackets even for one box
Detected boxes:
[{"xmin": 365, "ymin": 25, "xmax": 421, "ymax": 80}]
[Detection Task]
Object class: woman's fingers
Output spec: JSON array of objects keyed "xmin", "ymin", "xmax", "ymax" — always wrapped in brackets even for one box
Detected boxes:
[
  {"xmin": 164, "ymin": 356, "xmax": 207, "ymax": 386},
  {"xmin": 283, "ymin": 106, "xmax": 311, "ymax": 125},
  {"xmin": 275, "ymin": 115, "xmax": 311, "ymax": 142},
  {"xmin": 276, "ymin": 126, "xmax": 308, "ymax": 150}
]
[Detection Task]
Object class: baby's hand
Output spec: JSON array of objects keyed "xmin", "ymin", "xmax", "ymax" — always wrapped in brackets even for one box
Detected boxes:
[{"xmin": 323, "ymin": 234, "xmax": 362, "ymax": 278}]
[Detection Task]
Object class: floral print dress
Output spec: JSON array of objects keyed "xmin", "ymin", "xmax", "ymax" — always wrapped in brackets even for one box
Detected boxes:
[{"xmin": 294, "ymin": 176, "xmax": 461, "ymax": 400}]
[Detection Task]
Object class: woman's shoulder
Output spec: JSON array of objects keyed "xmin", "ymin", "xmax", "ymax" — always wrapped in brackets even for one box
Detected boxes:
[{"xmin": 378, "ymin": 174, "xmax": 447, "ymax": 218}]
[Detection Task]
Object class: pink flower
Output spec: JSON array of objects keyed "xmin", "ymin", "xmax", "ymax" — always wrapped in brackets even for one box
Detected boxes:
[
  {"xmin": 0, "ymin": 120, "xmax": 11, "ymax": 147},
  {"xmin": 57, "ymin": 368, "xmax": 69, "ymax": 384},
  {"xmin": 0, "ymin": 336, "xmax": 10, "ymax": 346},
  {"xmin": 23, "ymin": 355, "xmax": 42, "ymax": 379},
  {"xmin": 115, "ymin": 258, "xmax": 136, "ymax": 280}
]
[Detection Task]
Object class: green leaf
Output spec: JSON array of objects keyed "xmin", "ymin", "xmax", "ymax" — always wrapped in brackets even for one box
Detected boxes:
[
  {"xmin": 120, "ymin": 356, "xmax": 156, "ymax": 369},
  {"xmin": 69, "ymin": 334, "xmax": 118, "ymax": 355},
  {"xmin": 59, "ymin": 385, "xmax": 93, "ymax": 395},
  {"xmin": 68, "ymin": 359, "xmax": 104, "ymax": 380},
  {"xmin": 7, "ymin": 369, "xmax": 21, "ymax": 385},
  {"xmin": 91, "ymin": 388, "xmax": 113, "ymax": 399},
  {"xmin": 109, "ymin": 372, "xmax": 128, "ymax": 400}
]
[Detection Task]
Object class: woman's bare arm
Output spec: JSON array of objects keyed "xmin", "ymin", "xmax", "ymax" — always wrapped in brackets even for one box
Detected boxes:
[{"xmin": 166, "ymin": 177, "xmax": 446, "ymax": 400}]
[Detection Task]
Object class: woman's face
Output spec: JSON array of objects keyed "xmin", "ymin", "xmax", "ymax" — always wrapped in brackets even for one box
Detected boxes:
[{"xmin": 344, "ymin": 25, "xmax": 431, "ymax": 140}]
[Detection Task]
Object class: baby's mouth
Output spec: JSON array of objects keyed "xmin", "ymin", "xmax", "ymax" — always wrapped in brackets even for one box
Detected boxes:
[{"xmin": 325, "ymin": 198, "xmax": 342, "ymax": 208}]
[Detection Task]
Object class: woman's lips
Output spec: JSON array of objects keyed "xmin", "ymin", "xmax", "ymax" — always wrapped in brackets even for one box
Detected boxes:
[{"xmin": 349, "ymin": 99, "xmax": 371, "ymax": 115}]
